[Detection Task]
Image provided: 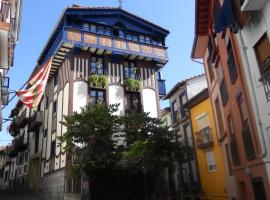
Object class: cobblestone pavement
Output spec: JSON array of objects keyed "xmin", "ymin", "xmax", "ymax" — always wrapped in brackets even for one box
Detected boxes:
[{"xmin": 0, "ymin": 189, "xmax": 47, "ymax": 200}]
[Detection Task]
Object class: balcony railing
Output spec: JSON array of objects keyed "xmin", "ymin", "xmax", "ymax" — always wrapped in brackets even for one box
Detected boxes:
[
  {"xmin": 14, "ymin": 135, "xmax": 28, "ymax": 152},
  {"xmin": 259, "ymin": 55, "xmax": 270, "ymax": 102},
  {"xmin": 230, "ymin": 134, "xmax": 240, "ymax": 166},
  {"xmin": 158, "ymin": 79, "xmax": 166, "ymax": 97},
  {"xmin": 196, "ymin": 127, "xmax": 214, "ymax": 149},
  {"xmin": 242, "ymin": 121, "xmax": 256, "ymax": 160},
  {"xmin": 8, "ymin": 122, "xmax": 19, "ymax": 136},
  {"xmin": 28, "ymin": 111, "xmax": 43, "ymax": 132},
  {"xmin": 64, "ymin": 27, "xmax": 167, "ymax": 60},
  {"xmin": 15, "ymin": 110, "xmax": 28, "ymax": 128}
]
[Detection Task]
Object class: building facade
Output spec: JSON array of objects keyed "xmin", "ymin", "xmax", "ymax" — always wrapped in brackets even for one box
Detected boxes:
[
  {"xmin": 164, "ymin": 74, "xmax": 207, "ymax": 200},
  {"xmin": 185, "ymin": 88, "xmax": 228, "ymax": 200},
  {"xmin": 192, "ymin": 0, "xmax": 270, "ymax": 199},
  {"xmin": 235, "ymin": 0, "xmax": 270, "ymax": 193},
  {"xmin": 7, "ymin": 5, "xmax": 169, "ymax": 199},
  {"xmin": 0, "ymin": 0, "xmax": 23, "ymax": 130}
]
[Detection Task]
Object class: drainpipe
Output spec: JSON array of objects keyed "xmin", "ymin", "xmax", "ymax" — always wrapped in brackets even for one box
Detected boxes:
[{"xmin": 236, "ymin": 30, "xmax": 268, "ymax": 159}]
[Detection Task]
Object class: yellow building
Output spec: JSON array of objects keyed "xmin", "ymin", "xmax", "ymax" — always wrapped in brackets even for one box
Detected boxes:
[{"xmin": 185, "ymin": 88, "xmax": 228, "ymax": 200}]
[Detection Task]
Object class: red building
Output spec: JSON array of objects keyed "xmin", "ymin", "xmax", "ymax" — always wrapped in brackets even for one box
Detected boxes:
[{"xmin": 192, "ymin": 0, "xmax": 270, "ymax": 199}]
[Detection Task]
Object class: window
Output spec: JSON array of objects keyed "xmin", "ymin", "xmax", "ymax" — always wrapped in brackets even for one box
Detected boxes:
[
  {"xmin": 90, "ymin": 24, "xmax": 96, "ymax": 32},
  {"xmin": 252, "ymin": 177, "xmax": 267, "ymax": 200},
  {"xmin": 183, "ymin": 124, "xmax": 193, "ymax": 147},
  {"xmin": 225, "ymin": 144, "xmax": 233, "ymax": 176},
  {"xmin": 35, "ymin": 131, "xmax": 39, "ymax": 153},
  {"xmin": 50, "ymin": 141, "xmax": 56, "ymax": 157},
  {"xmin": 206, "ymin": 151, "xmax": 217, "ymax": 172},
  {"xmin": 220, "ymin": 78, "xmax": 228, "ymax": 105},
  {"xmin": 254, "ymin": 33, "xmax": 270, "ymax": 101},
  {"xmin": 227, "ymin": 41, "xmax": 238, "ymax": 83},
  {"xmin": 44, "ymin": 128, "xmax": 48, "ymax": 137},
  {"xmin": 126, "ymin": 92, "xmax": 141, "ymax": 113},
  {"xmin": 237, "ymin": 94, "xmax": 256, "ymax": 160},
  {"xmin": 124, "ymin": 62, "xmax": 138, "ymax": 79},
  {"xmin": 83, "ymin": 23, "xmax": 89, "ymax": 30},
  {"xmin": 215, "ymin": 98, "xmax": 225, "ymax": 135},
  {"xmin": 179, "ymin": 92, "xmax": 187, "ymax": 118},
  {"xmin": 254, "ymin": 33, "xmax": 270, "ymax": 72},
  {"xmin": 208, "ymin": 38, "xmax": 214, "ymax": 63},
  {"xmin": 197, "ymin": 114, "xmax": 209, "ymax": 130},
  {"xmin": 145, "ymin": 36, "xmax": 151, "ymax": 43},
  {"xmin": 207, "ymin": 60, "xmax": 215, "ymax": 83},
  {"xmin": 52, "ymin": 100, "xmax": 57, "ymax": 115},
  {"xmin": 171, "ymin": 100, "xmax": 178, "ymax": 123},
  {"xmin": 139, "ymin": 35, "xmax": 145, "ymax": 42},
  {"xmin": 45, "ymin": 96, "xmax": 49, "ymax": 109},
  {"xmin": 89, "ymin": 57, "xmax": 104, "ymax": 75},
  {"xmin": 54, "ymin": 73, "xmax": 58, "ymax": 87},
  {"xmin": 89, "ymin": 89, "xmax": 106, "ymax": 104}
]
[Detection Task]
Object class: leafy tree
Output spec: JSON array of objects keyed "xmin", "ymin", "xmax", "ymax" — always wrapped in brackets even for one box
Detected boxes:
[{"xmin": 59, "ymin": 103, "xmax": 122, "ymax": 177}]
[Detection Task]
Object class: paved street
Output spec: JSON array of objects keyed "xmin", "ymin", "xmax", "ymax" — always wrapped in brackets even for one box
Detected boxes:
[{"xmin": 0, "ymin": 189, "xmax": 46, "ymax": 200}]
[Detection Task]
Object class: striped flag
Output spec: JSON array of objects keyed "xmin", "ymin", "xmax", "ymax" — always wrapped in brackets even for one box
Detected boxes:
[{"xmin": 16, "ymin": 58, "xmax": 52, "ymax": 109}]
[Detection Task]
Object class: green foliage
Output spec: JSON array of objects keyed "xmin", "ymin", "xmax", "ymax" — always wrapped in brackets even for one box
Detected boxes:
[
  {"xmin": 122, "ymin": 112, "xmax": 184, "ymax": 172},
  {"xmin": 59, "ymin": 103, "xmax": 122, "ymax": 176},
  {"xmin": 59, "ymin": 103, "xmax": 185, "ymax": 177},
  {"xmin": 124, "ymin": 78, "xmax": 141, "ymax": 91},
  {"xmin": 88, "ymin": 75, "xmax": 108, "ymax": 88}
]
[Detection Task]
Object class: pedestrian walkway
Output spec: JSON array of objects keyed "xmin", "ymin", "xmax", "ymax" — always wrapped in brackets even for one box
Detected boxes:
[{"xmin": 0, "ymin": 189, "xmax": 47, "ymax": 200}]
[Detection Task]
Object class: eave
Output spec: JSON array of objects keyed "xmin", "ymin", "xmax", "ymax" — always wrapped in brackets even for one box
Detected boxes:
[{"xmin": 191, "ymin": 0, "xmax": 211, "ymax": 59}]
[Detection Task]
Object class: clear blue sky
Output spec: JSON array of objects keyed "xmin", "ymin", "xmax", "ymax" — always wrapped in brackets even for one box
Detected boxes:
[{"xmin": 0, "ymin": 0, "xmax": 204, "ymax": 145}]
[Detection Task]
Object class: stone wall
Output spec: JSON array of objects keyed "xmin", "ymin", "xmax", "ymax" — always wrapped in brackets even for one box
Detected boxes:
[{"xmin": 40, "ymin": 169, "xmax": 65, "ymax": 200}]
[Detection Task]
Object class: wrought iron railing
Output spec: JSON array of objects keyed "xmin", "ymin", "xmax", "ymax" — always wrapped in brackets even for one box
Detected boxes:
[
  {"xmin": 259, "ymin": 55, "xmax": 270, "ymax": 102},
  {"xmin": 196, "ymin": 127, "xmax": 214, "ymax": 149},
  {"xmin": 28, "ymin": 111, "xmax": 43, "ymax": 132},
  {"xmin": 15, "ymin": 110, "xmax": 28, "ymax": 128}
]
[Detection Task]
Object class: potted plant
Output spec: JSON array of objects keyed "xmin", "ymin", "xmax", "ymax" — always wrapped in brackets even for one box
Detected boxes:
[
  {"xmin": 88, "ymin": 75, "xmax": 108, "ymax": 88},
  {"xmin": 124, "ymin": 78, "xmax": 141, "ymax": 91}
]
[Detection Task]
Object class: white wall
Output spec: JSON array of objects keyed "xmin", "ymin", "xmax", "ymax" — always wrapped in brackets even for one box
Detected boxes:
[
  {"xmin": 73, "ymin": 81, "xmax": 87, "ymax": 113},
  {"xmin": 108, "ymin": 85, "xmax": 125, "ymax": 116},
  {"xmin": 186, "ymin": 75, "xmax": 207, "ymax": 99},
  {"xmin": 142, "ymin": 88, "xmax": 158, "ymax": 118}
]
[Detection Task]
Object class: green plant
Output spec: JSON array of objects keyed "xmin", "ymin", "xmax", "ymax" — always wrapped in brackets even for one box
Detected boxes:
[
  {"xmin": 89, "ymin": 75, "xmax": 108, "ymax": 88},
  {"xmin": 124, "ymin": 78, "xmax": 141, "ymax": 91}
]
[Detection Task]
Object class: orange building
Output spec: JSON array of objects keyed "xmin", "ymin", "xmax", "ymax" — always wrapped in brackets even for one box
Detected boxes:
[{"xmin": 192, "ymin": 0, "xmax": 270, "ymax": 199}]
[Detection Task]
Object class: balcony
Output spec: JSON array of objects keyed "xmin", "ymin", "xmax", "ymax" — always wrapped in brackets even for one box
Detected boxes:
[
  {"xmin": 15, "ymin": 110, "xmax": 28, "ymax": 128},
  {"xmin": 8, "ymin": 122, "xmax": 19, "ymax": 136},
  {"xmin": 42, "ymin": 26, "xmax": 168, "ymax": 78},
  {"xmin": 259, "ymin": 56, "xmax": 270, "ymax": 102},
  {"xmin": 14, "ymin": 135, "xmax": 28, "ymax": 152},
  {"xmin": 242, "ymin": 121, "xmax": 256, "ymax": 160},
  {"xmin": 158, "ymin": 79, "xmax": 166, "ymax": 97},
  {"xmin": 28, "ymin": 111, "xmax": 43, "ymax": 132},
  {"xmin": 196, "ymin": 127, "xmax": 214, "ymax": 149}
]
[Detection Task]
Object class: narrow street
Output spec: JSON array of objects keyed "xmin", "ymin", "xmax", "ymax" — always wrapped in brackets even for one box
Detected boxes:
[{"xmin": 0, "ymin": 189, "xmax": 46, "ymax": 200}]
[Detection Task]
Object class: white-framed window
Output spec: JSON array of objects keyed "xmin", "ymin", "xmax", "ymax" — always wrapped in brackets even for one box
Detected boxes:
[{"xmin": 206, "ymin": 151, "xmax": 217, "ymax": 172}]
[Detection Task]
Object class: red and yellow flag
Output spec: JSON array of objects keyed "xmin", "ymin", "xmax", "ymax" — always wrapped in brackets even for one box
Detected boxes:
[{"xmin": 16, "ymin": 58, "xmax": 52, "ymax": 109}]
